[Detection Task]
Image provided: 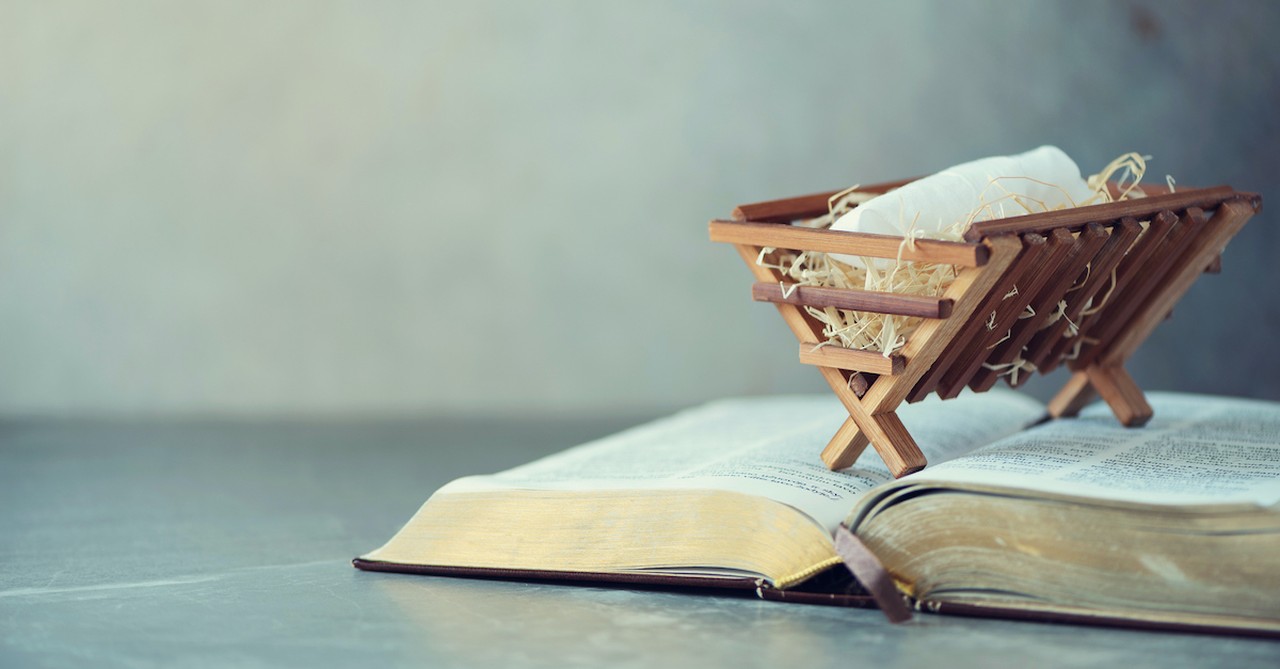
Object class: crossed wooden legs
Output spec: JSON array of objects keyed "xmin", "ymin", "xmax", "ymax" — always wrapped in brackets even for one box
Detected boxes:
[
  {"xmin": 1047, "ymin": 365, "xmax": 1152, "ymax": 425},
  {"xmin": 820, "ymin": 418, "xmax": 869, "ymax": 471},
  {"xmin": 1048, "ymin": 199, "xmax": 1258, "ymax": 427},
  {"xmin": 719, "ymin": 193, "xmax": 1256, "ymax": 481},
  {"xmin": 822, "ymin": 362, "xmax": 1155, "ymax": 478},
  {"xmin": 819, "ymin": 414, "xmax": 926, "ymax": 474}
]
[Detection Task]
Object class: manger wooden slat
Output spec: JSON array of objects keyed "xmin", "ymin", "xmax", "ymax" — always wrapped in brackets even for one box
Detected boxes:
[
  {"xmin": 752, "ymin": 282, "xmax": 953, "ymax": 319},
  {"xmin": 1073, "ymin": 209, "xmax": 1204, "ymax": 369},
  {"xmin": 798, "ymin": 342, "xmax": 904, "ymax": 375},
  {"xmin": 905, "ymin": 234, "xmax": 1041, "ymax": 403},
  {"xmin": 945, "ymin": 228, "xmax": 1077, "ymax": 396},
  {"xmin": 709, "ymin": 220, "xmax": 989, "ymax": 266},
  {"xmin": 733, "ymin": 245, "xmax": 828, "ymax": 343},
  {"xmin": 1029, "ymin": 218, "xmax": 1143, "ymax": 375},
  {"xmin": 963, "ymin": 186, "xmax": 1240, "ymax": 242},
  {"xmin": 1055, "ymin": 211, "xmax": 1178, "ymax": 366},
  {"xmin": 861, "ymin": 235, "xmax": 1023, "ymax": 413},
  {"xmin": 731, "ymin": 176, "xmax": 919, "ymax": 223},
  {"xmin": 971, "ymin": 224, "xmax": 1111, "ymax": 392},
  {"xmin": 938, "ymin": 232, "xmax": 1068, "ymax": 399},
  {"xmin": 1099, "ymin": 198, "xmax": 1256, "ymax": 367}
]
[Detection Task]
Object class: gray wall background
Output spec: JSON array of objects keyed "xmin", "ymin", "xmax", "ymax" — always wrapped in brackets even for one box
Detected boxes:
[{"xmin": 3, "ymin": 0, "xmax": 1278, "ymax": 417}]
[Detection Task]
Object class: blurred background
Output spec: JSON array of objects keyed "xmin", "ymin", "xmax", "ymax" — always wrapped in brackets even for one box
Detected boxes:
[{"xmin": 3, "ymin": 0, "xmax": 1278, "ymax": 420}]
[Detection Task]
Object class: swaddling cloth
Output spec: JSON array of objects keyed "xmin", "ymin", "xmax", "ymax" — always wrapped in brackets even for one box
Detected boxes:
[{"xmin": 830, "ymin": 146, "xmax": 1094, "ymax": 268}]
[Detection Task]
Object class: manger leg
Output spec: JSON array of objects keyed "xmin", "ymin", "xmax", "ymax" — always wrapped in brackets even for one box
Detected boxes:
[
  {"xmin": 858, "ymin": 411, "xmax": 927, "ymax": 478},
  {"xmin": 821, "ymin": 417, "xmax": 870, "ymax": 471},
  {"xmin": 1047, "ymin": 370, "xmax": 1096, "ymax": 418},
  {"xmin": 1084, "ymin": 364, "xmax": 1153, "ymax": 427},
  {"xmin": 818, "ymin": 366, "xmax": 926, "ymax": 477}
]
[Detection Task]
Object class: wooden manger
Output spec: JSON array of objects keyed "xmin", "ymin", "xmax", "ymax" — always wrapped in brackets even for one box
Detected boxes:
[{"xmin": 710, "ymin": 179, "xmax": 1262, "ymax": 478}]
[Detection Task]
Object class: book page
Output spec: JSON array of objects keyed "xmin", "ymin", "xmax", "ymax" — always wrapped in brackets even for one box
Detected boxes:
[
  {"xmin": 442, "ymin": 390, "xmax": 1044, "ymax": 532},
  {"xmin": 898, "ymin": 392, "xmax": 1280, "ymax": 507}
]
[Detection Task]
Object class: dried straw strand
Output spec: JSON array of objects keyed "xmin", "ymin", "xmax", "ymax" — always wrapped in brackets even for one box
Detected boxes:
[{"xmin": 756, "ymin": 153, "xmax": 1161, "ymax": 375}]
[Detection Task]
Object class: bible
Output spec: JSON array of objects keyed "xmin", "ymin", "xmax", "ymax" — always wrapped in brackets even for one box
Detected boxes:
[{"xmin": 354, "ymin": 391, "xmax": 1280, "ymax": 636}]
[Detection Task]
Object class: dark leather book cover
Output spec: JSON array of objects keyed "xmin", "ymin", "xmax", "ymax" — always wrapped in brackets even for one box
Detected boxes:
[
  {"xmin": 351, "ymin": 557, "xmax": 876, "ymax": 607},
  {"xmin": 926, "ymin": 600, "xmax": 1280, "ymax": 639},
  {"xmin": 354, "ymin": 557, "xmax": 1280, "ymax": 637}
]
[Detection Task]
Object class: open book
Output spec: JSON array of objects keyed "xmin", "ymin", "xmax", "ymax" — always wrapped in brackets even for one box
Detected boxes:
[{"xmin": 355, "ymin": 391, "xmax": 1280, "ymax": 636}]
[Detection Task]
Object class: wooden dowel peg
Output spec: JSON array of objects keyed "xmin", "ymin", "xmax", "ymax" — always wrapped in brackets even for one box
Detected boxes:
[
  {"xmin": 753, "ymin": 282, "xmax": 953, "ymax": 319},
  {"xmin": 798, "ymin": 342, "xmax": 904, "ymax": 375}
]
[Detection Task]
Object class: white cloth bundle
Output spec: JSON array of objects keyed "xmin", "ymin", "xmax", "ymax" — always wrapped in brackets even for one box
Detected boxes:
[{"xmin": 830, "ymin": 146, "xmax": 1094, "ymax": 268}]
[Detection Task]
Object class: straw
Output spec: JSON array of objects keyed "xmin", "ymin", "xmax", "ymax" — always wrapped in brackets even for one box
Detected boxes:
[{"xmin": 760, "ymin": 153, "xmax": 1157, "ymax": 365}]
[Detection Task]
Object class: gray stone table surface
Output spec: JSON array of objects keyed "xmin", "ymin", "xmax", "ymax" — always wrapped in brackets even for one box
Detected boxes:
[{"xmin": 2, "ymin": 416, "xmax": 1278, "ymax": 668}]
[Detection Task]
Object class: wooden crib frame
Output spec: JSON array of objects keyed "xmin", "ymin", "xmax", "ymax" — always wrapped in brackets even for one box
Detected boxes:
[{"xmin": 710, "ymin": 180, "xmax": 1261, "ymax": 478}]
